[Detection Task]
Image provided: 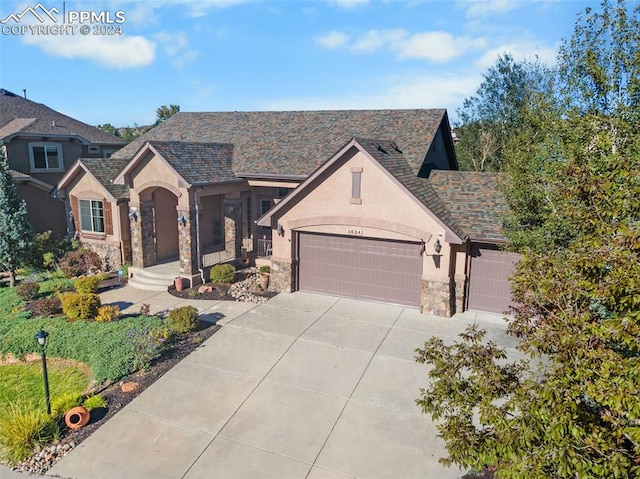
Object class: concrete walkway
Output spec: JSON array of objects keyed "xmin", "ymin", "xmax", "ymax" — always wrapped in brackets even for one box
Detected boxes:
[{"xmin": 3, "ymin": 287, "xmax": 517, "ymax": 479}]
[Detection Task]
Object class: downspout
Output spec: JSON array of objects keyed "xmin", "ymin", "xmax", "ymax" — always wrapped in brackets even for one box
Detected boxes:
[{"xmin": 195, "ymin": 188, "xmax": 204, "ymax": 284}]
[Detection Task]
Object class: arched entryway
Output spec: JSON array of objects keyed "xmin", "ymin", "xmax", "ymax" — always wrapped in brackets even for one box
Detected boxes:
[
  {"xmin": 153, "ymin": 188, "xmax": 179, "ymax": 262},
  {"xmin": 136, "ymin": 186, "xmax": 180, "ymax": 266}
]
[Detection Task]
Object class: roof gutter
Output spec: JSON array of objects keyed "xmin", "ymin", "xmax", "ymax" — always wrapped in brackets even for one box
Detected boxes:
[{"xmin": 235, "ymin": 172, "xmax": 307, "ymax": 181}]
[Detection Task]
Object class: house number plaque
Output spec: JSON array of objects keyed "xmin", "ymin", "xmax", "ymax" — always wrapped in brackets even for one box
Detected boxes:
[{"xmin": 347, "ymin": 228, "xmax": 363, "ymax": 236}]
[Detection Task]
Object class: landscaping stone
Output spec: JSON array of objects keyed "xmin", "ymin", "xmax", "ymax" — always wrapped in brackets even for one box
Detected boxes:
[{"xmin": 121, "ymin": 381, "xmax": 139, "ymax": 393}]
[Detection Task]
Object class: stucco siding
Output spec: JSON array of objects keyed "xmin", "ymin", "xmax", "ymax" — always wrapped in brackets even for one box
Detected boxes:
[{"xmin": 16, "ymin": 184, "xmax": 66, "ymax": 236}]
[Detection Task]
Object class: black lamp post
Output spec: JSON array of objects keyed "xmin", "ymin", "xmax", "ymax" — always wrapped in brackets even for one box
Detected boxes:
[{"xmin": 34, "ymin": 329, "xmax": 51, "ymax": 415}]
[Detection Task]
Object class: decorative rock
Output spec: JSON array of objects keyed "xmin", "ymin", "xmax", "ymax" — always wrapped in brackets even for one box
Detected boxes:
[
  {"xmin": 121, "ymin": 381, "xmax": 139, "ymax": 393},
  {"xmin": 198, "ymin": 285, "xmax": 213, "ymax": 294},
  {"xmin": 228, "ymin": 273, "xmax": 269, "ymax": 304}
]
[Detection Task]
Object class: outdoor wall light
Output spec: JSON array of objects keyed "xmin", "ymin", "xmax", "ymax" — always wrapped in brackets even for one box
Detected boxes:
[
  {"xmin": 277, "ymin": 224, "xmax": 285, "ymax": 237},
  {"xmin": 177, "ymin": 213, "xmax": 187, "ymax": 226},
  {"xmin": 433, "ymin": 238, "xmax": 442, "ymax": 254},
  {"xmin": 34, "ymin": 329, "xmax": 51, "ymax": 415},
  {"xmin": 128, "ymin": 209, "xmax": 137, "ymax": 221}
]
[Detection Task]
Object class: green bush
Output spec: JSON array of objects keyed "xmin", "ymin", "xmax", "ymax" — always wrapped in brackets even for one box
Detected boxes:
[
  {"xmin": 74, "ymin": 276, "xmax": 100, "ymax": 294},
  {"xmin": 127, "ymin": 325, "xmax": 169, "ymax": 371},
  {"xmin": 59, "ymin": 250, "xmax": 102, "ymax": 278},
  {"xmin": 83, "ymin": 395, "xmax": 107, "ymax": 410},
  {"xmin": 95, "ymin": 305, "xmax": 119, "ymax": 323},
  {"xmin": 50, "ymin": 392, "xmax": 82, "ymax": 418},
  {"xmin": 15, "ymin": 282, "xmax": 40, "ymax": 301},
  {"xmin": 27, "ymin": 296, "xmax": 62, "ymax": 317},
  {"xmin": 259, "ymin": 265, "xmax": 271, "ymax": 274},
  {"xmin": 209, "ymin": 263, "xmax": 236, "ymax": 284},
  {"xmin": 59, "ymin": 292, "xmax": 101, "ymax": 322},
  {"xmin": 167, "ymin": 306, "xmax": 199, "ymax": 334},
  {"xmin": 29, "ymin": 231, "xmax": 73, "ymax": 270},
  {"xmin": 0, "ymin": 402, "xmax": 59, "ymax": 465}
]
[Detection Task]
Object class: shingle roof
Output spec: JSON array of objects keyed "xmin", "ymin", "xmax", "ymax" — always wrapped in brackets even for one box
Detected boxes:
[
  {"xmin": 146, "ymin": 141, "xmax": 236, "ymax": 185},
  {"xmin": 428, "ymin": 170, "xmax": 507, "ymax": 242},
  {"xmin": 79, "ymin": 158, "xmax": 131, "ymax": 200},
  {"xmin": 0, "ymin": 88, "xmax": 125, "ymax": 145},
  {"xmin": 355, "ymin": 137, "xmax": 467, "ymax": 241},
  {"xmin": 112, "ymin": 109, "xmax": 449, "ymax": 176}
]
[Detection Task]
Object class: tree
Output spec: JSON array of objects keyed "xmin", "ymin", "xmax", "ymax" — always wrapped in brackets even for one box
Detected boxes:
[
  {"xmin": 454, "ymin": 54, "xmax": 551, "ymax": 171},
  {"xmin": 155, "ymin": 104, "xmax": 180, "ymax": 125},
  {"xmin": 0, "ymin": 152, "xmax": 35, "ymax": 287},
  {"xmin": 97, "ymin": 123, "xmax": 121, "ymax": 137},
  {"xmin": 417, "ymin": 1, "xmax": 640, "ymax": 477}
]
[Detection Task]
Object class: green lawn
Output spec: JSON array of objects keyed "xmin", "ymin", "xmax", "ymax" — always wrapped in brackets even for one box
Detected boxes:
[{"xmin": 0, "ymin": 359, "xmax": 92, "ymax": 411}]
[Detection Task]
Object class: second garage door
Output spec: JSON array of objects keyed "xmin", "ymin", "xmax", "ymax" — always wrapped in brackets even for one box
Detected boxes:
[
  {"xmin": 467, "ymin": 243, "xmax": 520, "ymax": 314},
  {"xmin": 297, "ymin": 232, "xmax": 422, "ymax": 307}
]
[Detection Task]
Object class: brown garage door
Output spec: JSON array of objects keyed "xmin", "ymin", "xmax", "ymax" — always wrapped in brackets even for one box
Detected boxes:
[
  {"xmin": 297, "ymin": 233, "xmax": 422, "ymax": 307},
  {"xmin": 467, "ymin": 244, "xmax": 520, "ymax": 314}
]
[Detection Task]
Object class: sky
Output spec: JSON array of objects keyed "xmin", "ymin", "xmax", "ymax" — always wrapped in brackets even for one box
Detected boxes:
[{"xmin": 0, "ymin": 0, "xmax": 595, "ymax": 128}]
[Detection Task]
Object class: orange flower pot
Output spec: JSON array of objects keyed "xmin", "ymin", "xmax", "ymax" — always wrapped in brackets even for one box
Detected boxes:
[{"xmin": 65, "ymin": 406, "xmax": 90, "ymax": 429}]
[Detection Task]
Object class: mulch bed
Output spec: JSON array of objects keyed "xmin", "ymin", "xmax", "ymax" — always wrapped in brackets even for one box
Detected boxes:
[{"xmin": 167, "ymin": 270, "xmax": 277, "ymax": 302}]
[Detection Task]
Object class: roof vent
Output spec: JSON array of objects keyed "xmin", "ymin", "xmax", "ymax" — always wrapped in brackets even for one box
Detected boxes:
[
  {"xmin": 0, "ymin": 89, "xmax": 18, "ymax": 97},
  {"xmin": 373, "ymin": 142, "xmax": 387, "ymax": 154}
]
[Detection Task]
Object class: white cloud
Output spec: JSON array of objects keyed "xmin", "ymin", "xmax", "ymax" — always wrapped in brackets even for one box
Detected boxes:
[
  {"xmin": 352, "ymin": 29, "xmax": 406, "ymax": 53},
  {"xmin": 316, "ymin": 28, "xmax": 485, "ymax": 63},
  {"xmin": 155, "ymin": 31, "xmax": 199, "ymax": 68},
  {"xmin": 328, "ymin": 0, "xmax": 369, "ymax": 9},
  {"xmin": 260, "ymin": 73, "xmax": 481, "ymax": 117},
  {"xmin": 395, "ymin": 31, "xmax": 487, "ymax": 62},
  {"xmin": 457, "ymin": 0, "xmax": 520, "ymax": 18},
  {"xmin": 21, "ymin": 33, "xmax": 156, "ymax": 69},
  {"xmin": 315, "ymin": 31, "xmax": 350, "ymax": 49},
  {"xmin": 475, "ymin": 41, "xmax": 559, "ymax": 69}
]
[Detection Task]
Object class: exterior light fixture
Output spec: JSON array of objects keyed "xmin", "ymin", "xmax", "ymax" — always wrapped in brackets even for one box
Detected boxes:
[
  {"xmin": 177, "ymin": 213, "xmax": 187, "ymax": 226},
  {"xmin": 277, "ymin": 224, "xmax": 285, "ymax": 237},
  {"xmin": 434, "ymin": 239, "xmax": 442, "ymax": 254},
  {"xmin": 34, "ymin": 329, "xmax": 51, "ymax": 415},
  {"xmin": 128, "ymin": 209, "xmax": 137, "ymax": 221}
]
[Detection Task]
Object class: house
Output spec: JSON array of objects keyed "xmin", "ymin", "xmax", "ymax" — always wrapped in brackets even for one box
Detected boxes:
[
  {"xmin": 0, "ymin": 88, "xmax": 126, "ymax": 235},
  {"xmin": 57, "ymin": 108, "xmax": 517, "ymax": 316}
]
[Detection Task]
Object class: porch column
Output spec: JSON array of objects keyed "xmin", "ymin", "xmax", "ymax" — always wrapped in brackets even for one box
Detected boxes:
[
  {"xmin": 177, "ymin": 206, "xmax": 198, "ymax": 276},
  {"xmin": 130, "ymin": 201, "xmax": 156, "ymax": 268},
  {"xmin": 223, "ymin": 197, "xmax": 242, "ymax": 259}
]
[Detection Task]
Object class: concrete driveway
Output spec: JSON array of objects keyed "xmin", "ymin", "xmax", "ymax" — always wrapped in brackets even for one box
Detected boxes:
[{"xmin": 45, "ymin": 291, "xmax": 515, "ymax": 479}]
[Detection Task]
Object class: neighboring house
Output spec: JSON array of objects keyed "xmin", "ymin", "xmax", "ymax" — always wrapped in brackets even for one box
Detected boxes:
[
  {"xmin": 0, "ymin": 88, "xmax": 126, "ymax": 235},
  {"xmin": 57, "ymin": 108, "xmax": 517, "ymax": 316}
]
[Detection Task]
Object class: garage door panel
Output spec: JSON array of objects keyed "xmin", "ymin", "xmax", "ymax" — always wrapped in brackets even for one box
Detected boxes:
[
  {"xmin": 298, "ymin": 233, "xmax": 421, "ymax": 307},
  {"xmin": 467, "ymin": 244, "xmax": 520, "ymax": 314}
]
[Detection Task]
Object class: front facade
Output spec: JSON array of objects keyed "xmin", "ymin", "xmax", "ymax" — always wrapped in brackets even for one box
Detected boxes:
[
  {"xmin": 57, "ymin": 108, "xmax": 516, "ymax": 316},
  {"xmin": 0, "ymin": 88, "xmax": 125, "ymax": 235}
]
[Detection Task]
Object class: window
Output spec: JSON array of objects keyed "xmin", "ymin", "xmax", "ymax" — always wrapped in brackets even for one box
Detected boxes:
[
  {"xmin": 351, "ymin": 167, "xmax": 362, "ymax": 204},
  {"xmin": 88, "ymin": 146, "xmax": 100, "ymax": 154},
  {"xmin": 79, "ymin": 199, "xmax": 105, "ymax": 233},
  {"xmin": 260, "ymin": 199, "xmax": 272, "ymax": 215},
  {"xmin": 28, "ymin": 143, "xmax": 63, "ymax": 172},
  {"xmin": 103, "ymin": 149, "xmax": 116, "ymax": 159}
]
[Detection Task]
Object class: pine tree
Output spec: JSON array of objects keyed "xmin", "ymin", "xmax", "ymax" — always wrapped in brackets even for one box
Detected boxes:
[{"xmin": 0, "ymin": 152, "xmax": 34, "ymax": 287}]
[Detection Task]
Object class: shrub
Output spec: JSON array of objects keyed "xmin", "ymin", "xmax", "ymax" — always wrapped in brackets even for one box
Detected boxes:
[
  {"xmin": 83, "ymin": 395, "xmax": 107, "ymax": 410},
  {"xmin": 95, "ymin": 305, "xmax": 120, "ymax": 323},
  {"xmin": 0, "ymin": 402, "xmax": 59, "ymax": 465},
  {"xmin": 74, "ymin": 276, "xmax": 100, "ymax": 294},
  {"xmin": 28, "ymin": 296, "xmax": 62, "ymax": 317},
  {"xmin": 167, "ymin": 306, "xmax": 199, "ymax": 334},
  {"xmin": 259, "ymin": 265, "xmax": 271, "ymax": 274},
  {"xmin": 59, "ymin": 292, "xmax": 101, "ymax": 322},
  {"xmin": 209, "ymin": 263, "xmax": 236, "ymax": 284},
  {"xmin": 15, "ymin": 281, "xmax": 40, "ymax": 301},
  {"xmin": 127, "ymin": 325, "xmax": 168, "ymax": 371},
  {"xmin": 50, "ymin": 392, "xmax": 82, "ymax": 418},
  {"xmin": 59, "ymin": 250, "xmax": 102, "ymax": 278}
]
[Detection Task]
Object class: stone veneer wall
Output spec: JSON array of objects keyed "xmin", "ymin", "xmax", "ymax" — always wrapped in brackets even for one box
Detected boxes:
[
  {"xmin": 269, "ymin": 259, "xmax": 293, "ymax": 293},
  {"xmin": 177, "ymin": 207, "xmax": 197, "ymax": 276},
  {"xmin": 452, "ymin": 277, "xmax": 466, "ymax": 315},
  {"xmin": 132, "ymin": 202, "xmax": 156, "ymax": 267},
  {"xmin": 420, "ymin": 278, "xmax": 453, "ymax": 317},
  {"xmin": 82, "ymin": 241, "xmax": 122, "ymax": 271},
  {"xmin": 223, "ymin": 198, "xmax": 242, "ymax": 259}
]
